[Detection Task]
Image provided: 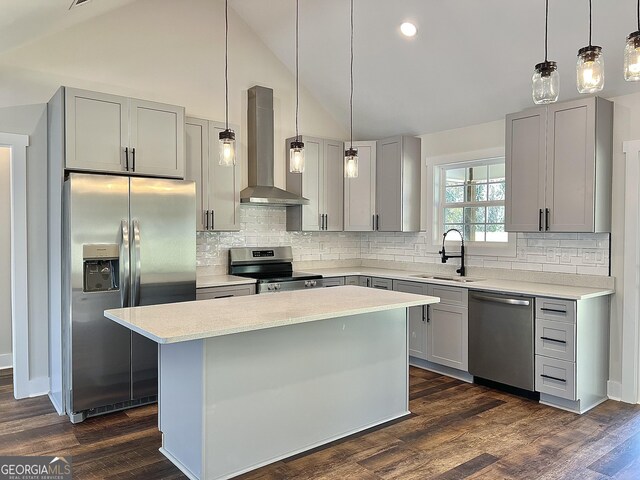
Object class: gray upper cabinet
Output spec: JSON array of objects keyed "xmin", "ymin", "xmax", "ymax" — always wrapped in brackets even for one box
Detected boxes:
[
  {"xmin": 286, "ymin": 136, "xmax": 344, "ymax": 232},
  {"xmin": 505, "ymin": 96, "xmax": 612, "ymax": 233},
  {"xmin": 185, "ymin": 117, "xmax": 241, "ymax": 232},
  {"xmin": 344, "ymin": 141, "xmax": 376, "ymax": 231},
  {"xmin": 64, "ymin": 87, "xmax": 185, "ymax": 178},
  {"xmin": 376, "ymin": 136, "xmax": 421, "ymax": 232}
]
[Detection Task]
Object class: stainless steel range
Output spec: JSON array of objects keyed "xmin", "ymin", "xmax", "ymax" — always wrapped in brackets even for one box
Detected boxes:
[{"xmin": 229, "ymin": 246, "xmax": 323, "ymax": 293}]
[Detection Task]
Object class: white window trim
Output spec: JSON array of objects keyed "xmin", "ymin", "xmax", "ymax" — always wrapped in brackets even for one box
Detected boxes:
[{"xmin": 424, "ymin": 147, "xmax": 516, "ymax": 257}]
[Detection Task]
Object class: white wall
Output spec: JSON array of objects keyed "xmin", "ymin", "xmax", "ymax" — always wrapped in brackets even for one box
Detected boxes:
[
  {"xmin": 0, "ymin": 0, "xmax": 346, "ymax": 190},
  {"xmin": 0, "ymin": 104, "xmax": 49, "ymax": 389},
  {"xmin": 0, "ymin": 147, "xmax": 11, "ymax": 369}
]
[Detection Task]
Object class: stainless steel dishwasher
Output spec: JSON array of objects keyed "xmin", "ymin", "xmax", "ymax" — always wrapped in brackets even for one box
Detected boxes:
[{"xmin": 468, "ymin": 291, "xmax": 535, "ymax": 391}]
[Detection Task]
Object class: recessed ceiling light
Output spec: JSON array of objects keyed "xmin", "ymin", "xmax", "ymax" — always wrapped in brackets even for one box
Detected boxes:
[{"xmin": 400, "ymin": 22, "xmax": 417, "ymax": 38}]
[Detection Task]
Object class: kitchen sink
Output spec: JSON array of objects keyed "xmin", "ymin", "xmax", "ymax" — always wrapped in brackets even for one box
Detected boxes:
[{"xmin": 411, "ymin": 274, "xmax": 482, "ymax": 283}]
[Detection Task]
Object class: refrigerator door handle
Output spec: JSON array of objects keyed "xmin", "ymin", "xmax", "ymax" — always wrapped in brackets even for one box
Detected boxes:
[
  {"xmin": 132, "ymin": 219, "xmax": 142, "ymax": 307},
  {"xmin": 120, "ymin": 220, "xmax": 130, "ymax": 308}
]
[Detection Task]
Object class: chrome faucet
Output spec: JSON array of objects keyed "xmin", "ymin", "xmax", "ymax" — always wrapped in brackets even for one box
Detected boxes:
[{"xmin": 439, "ymin": 228, "xmax": 466, "ymax": 277}]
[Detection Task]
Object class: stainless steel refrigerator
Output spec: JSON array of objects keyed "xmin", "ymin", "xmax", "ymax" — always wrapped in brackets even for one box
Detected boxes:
[{"xmin": 62, "ymin": 173, "xmax": 195, "ymax": 423}]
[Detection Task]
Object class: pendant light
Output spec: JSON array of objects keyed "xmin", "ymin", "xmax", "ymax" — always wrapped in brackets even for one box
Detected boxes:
[
  {"xmin": 219, "ymin": 0, "xmax": 236, "ymax": 166},
  {"xmin": 532, "ymin": 0, "xmax": 559, "ymax": 104},
  {"xmin": 290, "ymin": 0, "xmax": 305, "ymax": 173},
  {"xmin": 576, "ymin": 0, "xmax": 604, "ymax": 93},
  {"xmin": 624, "ymin": 0, "xmax": 640, "ymax": 81},
  {"xmin": 344, "ymin": 0, "xmax": 358, "ymax": 178}
]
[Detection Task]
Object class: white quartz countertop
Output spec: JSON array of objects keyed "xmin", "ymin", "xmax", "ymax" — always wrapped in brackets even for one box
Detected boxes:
[
  {"xmin": 197, "ymin": 274, "xmax": 256, "ymax": 289},
  {"xmin": 308, "ymin": 267, "xmax": 614, "ymax": 300},
  {"xmin": 105, "ymin": 285, "xmax": 439, "ymax": 344}
]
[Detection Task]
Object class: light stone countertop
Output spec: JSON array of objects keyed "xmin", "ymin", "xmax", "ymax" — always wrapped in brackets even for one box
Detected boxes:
[
  {"xmin": 197, "ymin": 274, "xmax": 256, "ymax": 289},
  {"xmin": 105, "ymin": 286, "xmax": 439, "ymax": 344},
  {"xmin": 308, "ymin": 267, "xmax": 614, "ymax": 300}
]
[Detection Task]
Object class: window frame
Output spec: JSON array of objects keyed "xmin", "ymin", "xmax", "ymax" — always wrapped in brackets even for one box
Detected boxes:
[{"xmin": 425, "ymin": 147, "xmax": 516, "ymax": 257}]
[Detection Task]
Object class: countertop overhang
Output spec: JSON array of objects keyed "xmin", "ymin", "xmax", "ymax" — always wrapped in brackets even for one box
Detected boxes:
[{"xmin": 105, "ymin": 285, "xmax": 439, "ymax": 344}]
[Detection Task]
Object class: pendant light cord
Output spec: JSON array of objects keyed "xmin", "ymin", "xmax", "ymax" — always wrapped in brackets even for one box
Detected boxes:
[
  {"xmin": 544, "ymin": 0, "xmax": 549, "ymax": 62},
  {"xmin": 349, "ymin": 0, "xmax": 354, "ymax": 149},
  {"xmin": 225, "ymin": 0, "xmax": 229, "ymax": 131},
  {"xmin": 637, "ymin": 0, "xmax": 639, "ymax": 32},
  {"xmin": 295, "ymin": 0, "xmax": 300, "ymax": 142},
  {"xmin": 588, "ymin": 0, "xmax": 592, "ymax": 47}
]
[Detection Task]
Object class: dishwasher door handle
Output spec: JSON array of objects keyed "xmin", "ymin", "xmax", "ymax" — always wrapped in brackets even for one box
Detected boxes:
[{"xmin": 470, "ymin": 293, "xmax": 531, "ymax": 306}]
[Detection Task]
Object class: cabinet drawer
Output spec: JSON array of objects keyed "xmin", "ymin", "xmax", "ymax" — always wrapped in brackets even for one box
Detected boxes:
[
  {"xmin": 393, "ymin": 280, "xmax": 429, "ymax": 295},
  {"xmin": 345, "ymin": 276, "xmax": 360, "ymax": 286},
  {"xmin": 536, "ymin": 298, "xmax": 576, "ymax": 323},
  {"xmin": 535, "ymin": 355, "xmax": 576, "ymax": 400},
  {"xmin": 196, "ymin": 284, "xmax": 255, "ymax": 300},
  {"xmin": 429, "ymin": 285, "xmax": 468, "ymax": 307},
  {"xmin": 535, "ymin": 318, "xmax": 576, "ymax": 362},
  {"xmin": 371, "ymin": 277, "xmax": 393, "ymax": 290},
  {"xmin": 323, "ymin": 277, "xmax": 345, "ymax": 287}
]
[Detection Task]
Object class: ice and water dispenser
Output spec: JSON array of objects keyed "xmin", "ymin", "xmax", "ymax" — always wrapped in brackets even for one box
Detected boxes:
[{"xmin": 82, "ymin": 244, "xmax": 119, "ymax": 293}]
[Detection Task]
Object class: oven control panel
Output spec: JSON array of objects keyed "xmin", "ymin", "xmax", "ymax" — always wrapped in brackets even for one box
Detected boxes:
[{"xmin": 252, "ymin": 250, "xmax": 275, "ymax": 258}]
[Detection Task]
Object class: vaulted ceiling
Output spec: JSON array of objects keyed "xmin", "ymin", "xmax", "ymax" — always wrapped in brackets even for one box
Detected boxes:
[
  {"xmin": 232, "ymin": 0, "xmax": 640, "ymax": 138},
  {"xmin": 2, "ymin": 0, "xmax": 640, "ymax": 138}
]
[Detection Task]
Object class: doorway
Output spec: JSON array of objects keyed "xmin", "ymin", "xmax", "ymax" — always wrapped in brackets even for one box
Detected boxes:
[{"xmin": 0, "ymin": 147, "xmax": 11, "ymax": 370}]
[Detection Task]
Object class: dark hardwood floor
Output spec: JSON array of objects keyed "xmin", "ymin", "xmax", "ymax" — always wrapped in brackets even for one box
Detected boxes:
[{"xmin": 2, "ymin": 367, "xmax": 640, "ymax": 479}]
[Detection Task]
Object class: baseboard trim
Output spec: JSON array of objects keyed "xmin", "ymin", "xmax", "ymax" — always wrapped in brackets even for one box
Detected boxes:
[
  {"xmin": 607, "ymin": 380, "xmax": 622, "ymax": 401},
  {"xmin": 0, "ymin": 353, "xmax": 12, "ymax": 370},
  {"xmin": 409, "ymin": 357, "xmax": 474, "ymax": 383}
]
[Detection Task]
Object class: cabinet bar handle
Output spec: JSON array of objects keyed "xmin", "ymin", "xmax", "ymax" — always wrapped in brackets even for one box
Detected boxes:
[
  {"xmin": 324, "ymin": 214, "xmax": 327, "ymax": 230},
  {"xmin": 545, "ymin": 208, "xmax": 550, "ymax": 231},
  {"xmin": 214, "ymin": 294, "xmax": 234, "ymax": 299},
  {"xmin": 131, "ymin": 147, "xmax": 136, "ymax": 172},
  {"xmin": 540, "ymin": 336, "xmax": 567, "ymax": 344},
  {"xmin": 426, "ymin": 305, "xmax": 430, "ymax": 323},
  {"xmin": 540, "ymin": 308, "xmax": 567, "ymax": 314},
  {"xmin": 204, "ymin": 210, "xmax": 209, "ymax": 230},
  {"xmin": 539, "ymin": 209, "xmax": 543, "ymax": 231},
  {"xmin": 125, "ymin": 147, "xmax": 130, "ymax": 171},
  {"xmin": 376, "ymin": 214, "xmax": 379, "ymax": 231},
  {"xmin": 211, "ymin": 211, "xmax": 214, "ymax": 230},
  {"xmin": 541, "ymin": 374, "xmax": 566, "ymax": 383},
  {"xmin": 422, "ymin": 305, "xmax": 426, "ymax": 323}
]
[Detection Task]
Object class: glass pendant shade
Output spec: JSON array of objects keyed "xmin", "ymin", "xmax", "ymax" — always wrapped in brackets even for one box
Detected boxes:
[
  {"xmin": 576, "ymin": 46, "xmax": 604, "ymax": 93},
  {"xmin": 625, "ymin": 32, "xmax": 640, "ymax": 81},
  {"xmin": 344, "ymin": 147, "xmax": 359, "ymax": 178},
  {"xmin": 218, "ymin": 129, "xmax": 236, "ymax": 166},
  {"xmin": 532, "ymin": 61, "xmax": 559, "ymax": 104},
  {"xmin": 289, "ymin": 140, "xmax": 305, "ymax": 173}
]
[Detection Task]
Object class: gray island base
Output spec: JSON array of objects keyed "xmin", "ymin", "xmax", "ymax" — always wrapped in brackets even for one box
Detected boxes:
[{"xmin": 105, "ymin": 286, "xmax": 439, "ymax": 480}]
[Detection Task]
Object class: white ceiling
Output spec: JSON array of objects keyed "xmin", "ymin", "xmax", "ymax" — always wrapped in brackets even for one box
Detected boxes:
[
  {"xmin": 231, "ymin": 0, "xmax": 640, "ymax": 138},
  {"xmin": 0, "ymin": 0, "xmax": 137, "ymax": 56}
]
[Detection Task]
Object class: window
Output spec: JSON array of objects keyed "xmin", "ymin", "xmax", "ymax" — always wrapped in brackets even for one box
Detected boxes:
[{"xmin": 439, "ymin": 158, "xmax": 507, "ymax": 242}]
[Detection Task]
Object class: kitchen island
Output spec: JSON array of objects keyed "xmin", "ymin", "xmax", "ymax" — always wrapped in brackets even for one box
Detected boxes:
[{"xmin": 105, "ymin": 286, "xmax": 439, "ymax": 480}]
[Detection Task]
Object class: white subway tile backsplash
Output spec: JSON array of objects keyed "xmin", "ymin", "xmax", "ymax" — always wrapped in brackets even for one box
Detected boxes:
[{"xmin": 197, "ymin": 206, "xmax": 611, "ymax": 277}]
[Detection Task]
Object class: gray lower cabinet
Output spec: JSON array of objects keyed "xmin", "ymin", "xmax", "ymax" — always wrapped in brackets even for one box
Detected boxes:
[
  {"xmin": 505, "ymin": 96, "xmax": 612, "ymax": 233},
  {"xmin": 371, "ymin": 277, "xmax": 393, "ymax": 290},
  {"xmin": 196, "ymin": 284, "xmax": 256, "ymax": 300},
  {"xmin": 359, "ymin": 276, "xmax": 372, "ymax": 287},
  {"xmin": 534, "ymin": 295, "xmax": 609, "ymax": 413},
  {"xmin": 345, "ymin": 276, "xmax": 360, "ymax": 286},
  {"xmin": 286, "ymin": 136, "xmax": 344, "ymax": 232},
  {"xmin": 186, "ymin": 117, "xmax": 241, "ymax": 231},
  {"xmin": 323, "ymin": 277, "xmax": 345, "ymax": 287},
  {"xmin": 375, "ymin": 136, "xmax": 421, "ymax": 232},
  {"xmin": 392, "ymin": 280, "xmax": 468, "ymax": 370}
]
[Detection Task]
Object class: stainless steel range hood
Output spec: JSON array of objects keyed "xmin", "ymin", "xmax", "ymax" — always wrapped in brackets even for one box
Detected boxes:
[{"xmin": 240, "ymin": 86, "xmax": 309, "ymax": 206}]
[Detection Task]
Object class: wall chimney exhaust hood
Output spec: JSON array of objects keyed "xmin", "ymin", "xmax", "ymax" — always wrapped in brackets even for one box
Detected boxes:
[{"xmin": 240, "ymin": 86, "xmax": 309, "ymax": 206}]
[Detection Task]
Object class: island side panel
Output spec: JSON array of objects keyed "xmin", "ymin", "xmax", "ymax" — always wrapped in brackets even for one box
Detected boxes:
[
  {"xmin": 202, "ymin": 309, "xmax": 408, "ymax": 480},
  {"xmin": 159, "ymin": 339, "xmax": 204, "ymax": 480}
]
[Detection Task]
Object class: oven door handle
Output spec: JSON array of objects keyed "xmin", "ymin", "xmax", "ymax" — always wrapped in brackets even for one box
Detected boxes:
[{"xmin": 470, "ymin": 293, "xmax": 530, "ymax": 307}]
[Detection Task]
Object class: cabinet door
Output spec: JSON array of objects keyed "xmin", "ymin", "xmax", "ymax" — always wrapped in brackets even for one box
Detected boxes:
[
  {"xmin": 323, "ymin": 277, "xmax": 345, "ymax": 287},
  {"xmin": 359, "ymin": 276, "xmax": 372, "ymax": 287},
  {"xmin": 185, "ymin": 118, "xmax": 209, "ymax": 231},
  {"xmin": 426, "ymin": 301, "xmax": 468, "ymax": 371},
  {"xmin": 546, "ymin": 98, "xmax": 596, "ymax": 232},
  {"xmin": 324, "ymin": 139, "xmax": 344, "ymax": 231},
  {"xmin": 345, "ymin": 276, "xmax": 360, "ymax": 285},
  {"xmin": 196, "ymin": 285, "xmax": 255, "ymax": 300},
  {"xmin": 302, "ymin": 137, "xmax": 324, "ymax": 231},
  {"xmin": 129, "ymin": 99, "xmax": 185, "ymax": 178},
  {"xmin": 344, "ymin": 141, "xmax": 376, "ymax": 231},
  {"xmin": 371, "ymin": 277, "xmax": 393, "ymax": 290},
  {"xmin": 64, "ymin": 88, "xmax": 128, "ymax": 173},
  {"xmin": 393, "ymin": 280, "xmax": 429, "ymax": 359},
  {"xmin": 377, "ymin": 137, "xmax": 403, "ymax": 232},
  {"xmin": 505, "ymin": 108, "xmax": 547, "ymax": 232},
  {"xmin": 209, "ymin": 122, "xmax": 241, "ymax": 231}
]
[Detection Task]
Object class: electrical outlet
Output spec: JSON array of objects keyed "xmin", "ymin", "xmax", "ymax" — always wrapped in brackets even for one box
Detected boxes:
[
  {"xmin": 595, "ymin": 250, "xmax": 605, "ymax": 264},
  {"xmin": 560, "ymin": 251, "xmax": 572, "ymax": 264},
  {"xmin": 583, "ymin": 250, "xmax": 595, "ymax": 264},
  {"xmin": 546, "ymin": 248, "xmax": 556, "ymax": 261}
]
